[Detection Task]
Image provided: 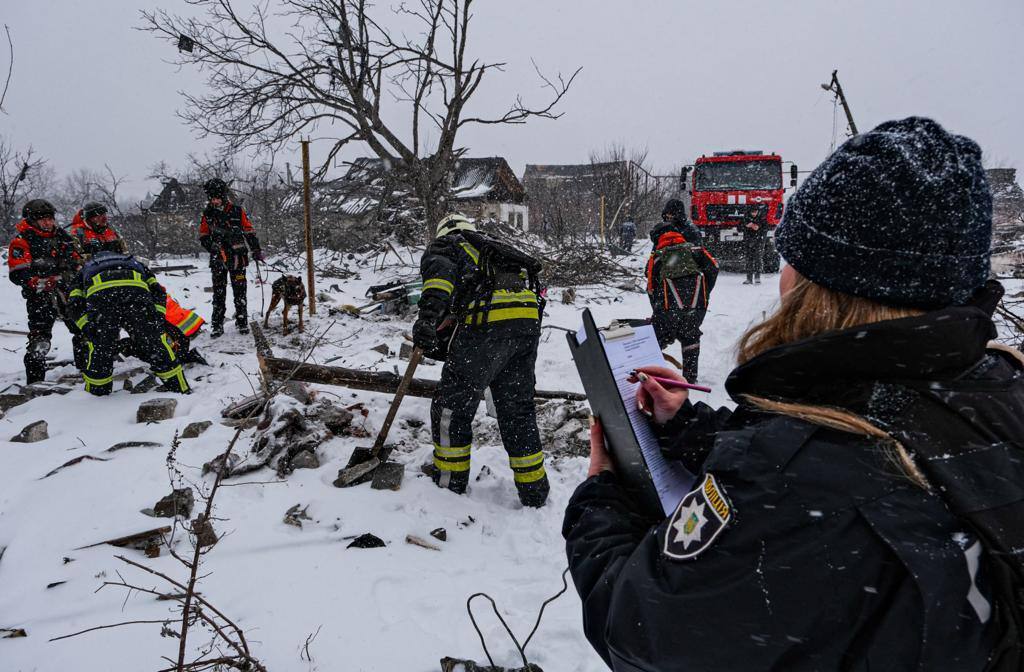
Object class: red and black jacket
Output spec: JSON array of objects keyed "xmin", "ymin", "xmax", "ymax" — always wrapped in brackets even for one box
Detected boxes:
[
  {"xmin": 7, "ymin": 219, "xmax": 82, "ymax": 294},
  {"xmin": 645, "ymin": 228, "xmax": 719, "ymax": 312},
  {"xmin": 199, "ymin": 202, "xmax": 261, "ymax": 267},
  {"xmin": 70, "ymin": 210, "xmax": 126, "ymax": 257}
]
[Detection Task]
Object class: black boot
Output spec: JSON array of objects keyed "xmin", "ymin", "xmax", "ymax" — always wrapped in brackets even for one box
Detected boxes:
[
  {"xmin": 516, "ymin": 475, "xmax": 550, "ymax": 508},
  {"xmin": 236, "ymin": 320, "xmax": 250, "ymax": 335},
  {"xmin": 682, "ymin": 345, "xmax": 700, "ymax": 384},
  {"xmin": 424, "ymin": 463, "xmax": 469, "ymax": 495},
  {"xmin": 210, "ymin": 324, "xmax": 224, "ymax": 339}
]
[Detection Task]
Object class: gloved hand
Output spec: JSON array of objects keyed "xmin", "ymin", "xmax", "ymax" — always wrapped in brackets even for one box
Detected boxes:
[
  {"xmin": 34, "ymin": 275, "xmax": 60, "ymax": 293},
  {"xmin": 253, "ymin": 250, "xmax": 265, "ymax": 262},
  {"xmin": 412, "ymin": 318, "xmax": 438, "ymax": 350}
]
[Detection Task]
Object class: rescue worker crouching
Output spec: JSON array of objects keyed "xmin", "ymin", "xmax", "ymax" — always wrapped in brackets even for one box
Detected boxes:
[
  {"xmin": 413, "ymin": 213, "xmax": 550, "ymax": 507},
  {"xmin": 7, "ymin": 199, "xmax": 86, "ymax": 384},
  {"xmin": 120, "ymin": 293, "xmax": 208, "ymax": 366},
  {"xmin": 198, "ymin": 178, "xmax": 264, "ymax": 338},
  {"xmin": 70, "ymin": 202, "xmax": 127, "ymax": 258},
  {"xmin": 68, "ymin": 251, "xmax": 191, "ymax": 396}
]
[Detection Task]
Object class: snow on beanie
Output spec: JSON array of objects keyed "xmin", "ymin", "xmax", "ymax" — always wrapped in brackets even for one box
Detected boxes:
[{"xmin": 775, "ymin": 117, "xmax": 991, "ymax": 309}]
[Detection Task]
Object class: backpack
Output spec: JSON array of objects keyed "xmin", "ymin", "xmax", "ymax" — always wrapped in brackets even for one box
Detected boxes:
[
  {"xmin": 875, "ymin": 348, "xmax": 1024, "ymax": 671},
  {"xmin": 458, "ymin": 230, "xmax": 545, "ymax": 326},
  {"xmin": 653, "ymin": 242, "xmax": 701, "ymax": 283}
]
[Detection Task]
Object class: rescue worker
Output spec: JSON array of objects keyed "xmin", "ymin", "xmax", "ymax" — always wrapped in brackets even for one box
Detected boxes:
[
  {"xmin": 68, "ymin": 251, "xmax": 190, "ymax": 396},
  {"xmin": 646, "ymin": 201, "xmax": 718, "ymax": 382},
  {"xmin": 413, "ymin": 213, "xmax": 549, "ymax": 507},
  {"xmin": 198, "ymin": 178, "xmax": 264, "ymax": 337},
  {"xmin": 742, "ymin": 213, "xmax": 768, "ymax": 284},
  {"xmin": 7, "ymin": 199, "xmax": 85, "ymax": 384},
  {"xmin": 618, "ymin": 220, "xmax": 636, "ymax": 252},
  {"xmin": 70, "ymin": 202, "xmax": 127, "ymax": 257},
  {"xmin": 565, "ymin": 118, "xmax": 1009, "ymax": 671}
]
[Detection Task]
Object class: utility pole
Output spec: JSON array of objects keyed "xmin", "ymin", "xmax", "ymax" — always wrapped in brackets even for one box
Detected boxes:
[
  {"xmin": 822, "ymin": 69, "xmax": 858, "ymax": 136},
  {"xmin": 599, "ymin": 195, "xmax": 606, "ymax": 244},
  {"xmin": 301, "ymin": 139, "xmax": 316, "ymax": 315}
]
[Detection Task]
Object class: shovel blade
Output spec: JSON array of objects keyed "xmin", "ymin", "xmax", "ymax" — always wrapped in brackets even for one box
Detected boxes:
[
  {"xmin": 333, "ymin": 447, "xmax": 380, "ymax": 487},
  {"xmin": 370, "ymin": 461, "xmax": 404, "ymax": 491}
]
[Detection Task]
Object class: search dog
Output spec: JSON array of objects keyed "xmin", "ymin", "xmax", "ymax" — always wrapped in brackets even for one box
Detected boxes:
[{"xmin": 264, "ymin": 275, "xmax": 306, "ymax": 335}]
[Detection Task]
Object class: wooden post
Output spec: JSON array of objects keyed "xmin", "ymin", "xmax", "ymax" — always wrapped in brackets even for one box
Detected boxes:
[
  {"xmin": 599, "ymin": 195, "xmax": 606, "ymax": 244},
  {"xmin": 301, "ymin": 139, "xmax": 316, "ymax": 315}
]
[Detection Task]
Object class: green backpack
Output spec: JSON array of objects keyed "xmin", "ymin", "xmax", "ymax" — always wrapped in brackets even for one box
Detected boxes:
[{"xmin": 654, "ymin": 243, "xmax": 701, "ymax": 282}]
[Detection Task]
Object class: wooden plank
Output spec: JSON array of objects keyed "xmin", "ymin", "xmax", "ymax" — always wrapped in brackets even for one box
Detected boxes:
[{"xmin": 262, "ymin": 356, "xmax": 586, "ymax": 401}]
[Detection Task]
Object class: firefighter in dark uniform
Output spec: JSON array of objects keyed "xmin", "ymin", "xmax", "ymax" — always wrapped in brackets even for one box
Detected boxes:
[
  {"xmin": 68, "ymin": 251, "xmax": 190, "ymax": 396},
  {"xmin": 646, "ymin": 202, "xmax": 719, "ymax": 382},
  {"xmin": 70, "ymin": 202, "xmax": 127, "ymax": 258},
  {"xmin": 198, "ymin": 178, "xmax": 264, "ymax": 337},
  {"xmin": 413, "ymin": 213, "xmax": 549, "ymax": 507},
  {"xmin": 564, "ymin": 118, "xmax": 1011, "ymax": 671},
  {"xmin": 7, "ymin": 199, "xmax": 85, "ymax": 384},
  {"xmin": 742, "ymin": 213, "xmax": 768, "ymax": 284}
]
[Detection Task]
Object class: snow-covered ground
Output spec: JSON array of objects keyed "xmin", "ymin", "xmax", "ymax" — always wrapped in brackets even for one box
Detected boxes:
[{"xmin": 0, "ymin": 246, "xmax": 780, "ymax": 671}]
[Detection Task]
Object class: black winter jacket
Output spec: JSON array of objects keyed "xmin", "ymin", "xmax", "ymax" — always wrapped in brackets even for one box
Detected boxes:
[{"xmin": 564, "ymin": 285, "xmax": 1015, "ymax": 671}]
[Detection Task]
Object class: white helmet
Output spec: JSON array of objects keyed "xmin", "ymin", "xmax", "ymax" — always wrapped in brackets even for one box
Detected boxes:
[{"xmin": 435, "ymin": 213, "xmax": 476, "ymax": 238}]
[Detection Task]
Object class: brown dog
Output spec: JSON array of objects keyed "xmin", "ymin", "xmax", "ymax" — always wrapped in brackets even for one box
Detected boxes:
[{"xmin": 264, "ymin": 275, "xmax": 307, "ymax": 334}]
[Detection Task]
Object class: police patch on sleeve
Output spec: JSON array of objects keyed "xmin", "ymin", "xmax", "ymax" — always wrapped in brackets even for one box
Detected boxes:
[
  {"xmin": 663, "ymin": 473, "xmax": 732, "ymax": 561},
  {"xmin": 10, "ymin": 246, "xmax": 23, "ymax": 259}
]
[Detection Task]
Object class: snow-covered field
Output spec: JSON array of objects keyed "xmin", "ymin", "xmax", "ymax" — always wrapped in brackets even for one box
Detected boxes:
[{"xmin": 0, "ymin": 246, "xmax": 779, "ymax": 671}]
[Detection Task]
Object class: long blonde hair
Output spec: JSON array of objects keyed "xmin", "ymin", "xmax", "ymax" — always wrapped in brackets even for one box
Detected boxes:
[{"xmin": 737, "ymin": 272, "xmax": 930, "ymax": 488}]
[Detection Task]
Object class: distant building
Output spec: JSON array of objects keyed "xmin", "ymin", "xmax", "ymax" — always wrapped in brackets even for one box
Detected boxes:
[{"xmin": 522, "ymin": 161, "xmax": 630, "ymax": 238}]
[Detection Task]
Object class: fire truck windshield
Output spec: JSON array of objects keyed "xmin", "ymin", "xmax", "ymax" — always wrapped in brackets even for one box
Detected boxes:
[{"xmin": 694, "ymin": 160, "xmax": 782, "ymax": 191}]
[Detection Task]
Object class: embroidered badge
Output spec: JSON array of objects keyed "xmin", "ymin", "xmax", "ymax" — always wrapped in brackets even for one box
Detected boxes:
[
  {"xmin": 663, "ymin": 473, "xmax": 732, "ymax": 560},
  {"xmin": 11, "ymin": 247, "xmax": 23, "ymax": 259}
]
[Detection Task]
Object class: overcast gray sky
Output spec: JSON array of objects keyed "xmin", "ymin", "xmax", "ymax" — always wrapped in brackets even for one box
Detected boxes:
[{"xmin": 2, "ymin": 0, "xmax": 1023, "ymax": 199}]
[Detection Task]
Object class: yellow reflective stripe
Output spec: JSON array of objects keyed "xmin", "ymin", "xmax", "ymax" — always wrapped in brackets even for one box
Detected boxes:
[
  {"xmin": 434, "ymin": 457, "xmax": 471, "ymax": 472},
  {"xmin": 146, "ymin": 277, "xmax": 159, "ymax": 285},
  {"xmin": 159, "ymin": 333, "xmax": 177, "ymax": 362},
  {"xmin": 513, "ymin": 466, "xmax": 547, "ymax": 483},
  {"xmin": 86, "ymin": 341, "xmax": 95, "ymax": 369},
  {"xmin": 75, "ymin": 314, "xmax": 89, "ymax": 329},
  {"xmin": 433, "ymin": 444, "xmax": 471, "ymax": 458},
  {"xmin": 85, "ymin": 278, "xmax": 150, "ymax": 297},
  {"xmin": 155, "ymin": 365, "xmax": 188, "ymax": 392},
  {"xmin": 154, "ymin": 304, "xmax": 167, "ymax": 314},
  {"xmin": 178, "ymin": 313, "xmax": 202, "ymax": 335},
  {"xmin": 464, "ymin": 307, "xmax": 539, "ymax": 324},
  {"xmin": 155, "ymin": 365, "xmax": 183, "ymax": 380},
  {"xmin": 423, "ymin": 278, "xmax": 454, "ymax": 294},
  {"xmin": 82, "ymin": 373, "xmax": 113, "ymax": 386},
  {"xmin": 509, "ymin": 452, "xmax": 544, "ymax": 468},
  {"xmin": 459, "ymin": 242, "xmax": 480, "ymax": 264},
  {"xmin": 467, "ymin": 292, "xmax": 538, "ymax": 309},
  {"xmin": 69, "ymin": 288, "xmax": 84, "ymax": 299}
]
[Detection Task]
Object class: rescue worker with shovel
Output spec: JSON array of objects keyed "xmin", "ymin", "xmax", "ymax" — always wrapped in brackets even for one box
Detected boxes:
[{"xmin": 413, "ymin": 214, "xmax": 550, "ymax": 508}]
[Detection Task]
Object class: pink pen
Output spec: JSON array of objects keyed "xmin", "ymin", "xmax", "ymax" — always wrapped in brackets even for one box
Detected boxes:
[{"xmin": 628, "ymin": 370, "xmax": 712, "ymax": 393}]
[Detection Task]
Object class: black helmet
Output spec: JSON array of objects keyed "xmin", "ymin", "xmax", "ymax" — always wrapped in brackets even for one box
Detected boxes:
[
  {"xmin": 22, "ymin": 199, "xmax": 56, "ymax": 223},
  {"xmin": 203, "ymin": 178, "xmax": 229, "ymax": 199},
  {"xmin": 82, "ymin": 201, "xmax": 108, "ymax": 220}
]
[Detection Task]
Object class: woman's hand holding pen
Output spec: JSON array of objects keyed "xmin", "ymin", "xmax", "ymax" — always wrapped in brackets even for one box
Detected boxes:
[{"xmin": 629, "ymin": 366, "xmax": 690, "ymax": 424}]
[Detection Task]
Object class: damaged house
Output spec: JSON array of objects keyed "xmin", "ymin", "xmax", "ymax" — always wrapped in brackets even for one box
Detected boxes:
[{"xmin": 288, "ymin": 156, "xmax": 529, "ymax": 248}]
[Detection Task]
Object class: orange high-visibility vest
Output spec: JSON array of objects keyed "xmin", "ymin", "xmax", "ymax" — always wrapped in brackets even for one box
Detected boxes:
[{"xmin": 165, "ymin": 295, "xmax": 204, "ymax": 337}]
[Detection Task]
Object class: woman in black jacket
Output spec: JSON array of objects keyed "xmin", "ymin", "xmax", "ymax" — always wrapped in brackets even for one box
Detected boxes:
[{"xmin": 564, "ymin": 118, "xmax": 1022, "ymax": 671}]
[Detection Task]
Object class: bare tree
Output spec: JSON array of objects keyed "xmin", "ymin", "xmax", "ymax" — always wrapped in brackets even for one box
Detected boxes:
[
  {"xmin": 0, "ymin": 137, "xmax": 51, "ymax": 235},
  {"xmin": 140, "ymin": 0, "xmax": 579, "ymax": 230}
]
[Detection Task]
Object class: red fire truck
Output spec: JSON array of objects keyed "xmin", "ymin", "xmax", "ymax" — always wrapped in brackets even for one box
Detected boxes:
[{"xmin": 684, "ymin": 151, "xmax": 798, "ymax": 272}]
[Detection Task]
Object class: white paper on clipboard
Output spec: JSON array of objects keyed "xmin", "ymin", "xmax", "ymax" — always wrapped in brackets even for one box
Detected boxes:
[{"xmin": 580, "ymin": 321, "xmax": 695, "ymax": 514}]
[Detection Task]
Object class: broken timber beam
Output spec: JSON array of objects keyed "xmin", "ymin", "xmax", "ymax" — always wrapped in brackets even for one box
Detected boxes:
[{"xmin": 261, "ymin": 356, "xmax": 586, "ymax": 401}]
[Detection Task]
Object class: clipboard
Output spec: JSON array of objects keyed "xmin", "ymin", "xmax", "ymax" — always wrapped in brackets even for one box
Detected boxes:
[{"xmin": 567, "ymin": 308, "xmax": 693, "ymax": 517}]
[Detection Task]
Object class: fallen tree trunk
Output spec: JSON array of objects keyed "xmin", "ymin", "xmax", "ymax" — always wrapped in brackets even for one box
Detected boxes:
[{"xmin": 262, "ymin": 356, "xmax": 586, "ymax": 402}]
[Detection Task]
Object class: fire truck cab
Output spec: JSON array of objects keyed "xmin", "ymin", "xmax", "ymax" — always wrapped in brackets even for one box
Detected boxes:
[{"xmin": 683, "ymin": 151, "xmax": 798, "ymax": 272}]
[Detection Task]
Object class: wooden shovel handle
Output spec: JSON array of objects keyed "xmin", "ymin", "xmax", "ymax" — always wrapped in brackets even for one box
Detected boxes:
[{"xmin": 371, "ymin": 346, "xmax": 423, "ymax": 455}]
